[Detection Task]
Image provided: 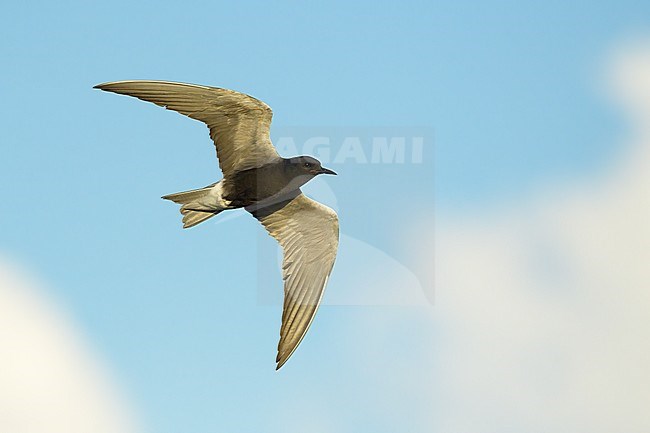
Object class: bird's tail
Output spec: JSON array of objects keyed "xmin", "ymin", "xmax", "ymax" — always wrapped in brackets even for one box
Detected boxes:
[{"xmin": 162, "ymin": 184, "xmax": 228, "ymax": 229}]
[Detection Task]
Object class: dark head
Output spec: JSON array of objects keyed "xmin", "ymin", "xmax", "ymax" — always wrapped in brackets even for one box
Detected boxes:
[{"xmin": 286, "ymin": 156, "xmax": 337, "ymax": 177}]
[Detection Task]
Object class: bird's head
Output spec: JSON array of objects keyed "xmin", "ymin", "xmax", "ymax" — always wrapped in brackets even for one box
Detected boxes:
[{"xmin": 287, "ymin": 156, "xmax": 337, "ymax": 177}]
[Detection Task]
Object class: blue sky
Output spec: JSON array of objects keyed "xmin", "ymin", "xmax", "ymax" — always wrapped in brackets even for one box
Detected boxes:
[{"xmin": 2, "ymin": 1, "xmax": 650, "ymax": 432}]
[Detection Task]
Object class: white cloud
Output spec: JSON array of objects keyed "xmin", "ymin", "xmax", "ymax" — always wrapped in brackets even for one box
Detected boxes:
[
  {"xmin": 425, "ymin": 41, "xmax": 650, "ymax": 432},
  {"xmin": 0, "ymin": 257, "xmax": 140, "ymax": 433}
]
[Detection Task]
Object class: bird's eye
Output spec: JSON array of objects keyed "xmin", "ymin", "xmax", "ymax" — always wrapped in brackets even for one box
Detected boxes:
[{"xmin": 304, "ymin": 162, "xmax": 312, "ymax": 168}]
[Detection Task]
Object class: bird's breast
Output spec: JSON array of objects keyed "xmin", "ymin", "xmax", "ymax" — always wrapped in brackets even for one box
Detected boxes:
[{"xmin": 224, "ymin": 165, "xmax": 294, "ymax": 207}]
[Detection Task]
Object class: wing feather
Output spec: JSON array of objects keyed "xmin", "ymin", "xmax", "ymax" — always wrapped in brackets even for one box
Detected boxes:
[
  {"xmin": 250, "ymin": 194, "xmax": 339, "ymax": 369},
  {"xmin": 94, "ymin": 80, "xmax": 280, "ymax": 176}
]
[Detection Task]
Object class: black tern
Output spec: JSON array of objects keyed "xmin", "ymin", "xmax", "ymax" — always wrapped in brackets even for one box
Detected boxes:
[{"xmin": 94, "ymin": 81, "xmax": 339, "ymax": 369}]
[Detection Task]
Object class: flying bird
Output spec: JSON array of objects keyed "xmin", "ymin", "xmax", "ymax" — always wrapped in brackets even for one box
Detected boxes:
[{"xmin": 94, "ymin": 80, "xmax": 339, "ymax": 370}]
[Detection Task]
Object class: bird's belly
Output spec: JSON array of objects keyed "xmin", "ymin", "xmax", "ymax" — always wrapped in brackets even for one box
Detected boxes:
[
  {"xmin": 223, "ymin": 172, "xmax": 290, "ymax": 207},
  {"xmin": 225, "ymin": 185, "xmax": 288, "ymax": 207}
]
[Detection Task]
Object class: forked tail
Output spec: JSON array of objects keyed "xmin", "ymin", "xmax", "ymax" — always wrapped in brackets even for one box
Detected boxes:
[{"xmin": 162, "ymin": 183, "xmax": 229, "ymax": 229}]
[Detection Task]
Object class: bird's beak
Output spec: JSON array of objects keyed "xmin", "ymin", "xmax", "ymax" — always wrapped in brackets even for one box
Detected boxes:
[{"xmin": 319, "ymin": 167, "xmax": 337, "ymax": 175}]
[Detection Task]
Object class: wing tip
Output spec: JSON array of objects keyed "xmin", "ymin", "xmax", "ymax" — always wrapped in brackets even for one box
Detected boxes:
[
  {"xmin": 92, "ymin": 81, "xmax": 132, "ymax": 91},
  {"xmin": 275, "ymin": 355, "xmax": 289, "ymax": 371},
  {"xmin": 93, "ymin": 82, "xmax": 117, "ymax": 91},
  {"xmin": 93, "ymin": 80, "xmax": 214, "ymax": 91}
]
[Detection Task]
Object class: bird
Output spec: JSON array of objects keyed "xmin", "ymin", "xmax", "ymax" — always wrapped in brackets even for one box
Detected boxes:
[{"xmin": 94, "ymin": 80, "xmax": 339, "ymax": 370}]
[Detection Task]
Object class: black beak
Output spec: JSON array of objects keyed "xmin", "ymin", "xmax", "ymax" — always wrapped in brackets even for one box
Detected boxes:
[{"xmin": 319, "ymin": 167, "xmax": 337, "ymax": 175}]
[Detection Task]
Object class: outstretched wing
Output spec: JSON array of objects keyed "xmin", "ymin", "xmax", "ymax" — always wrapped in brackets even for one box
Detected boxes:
[
  {"xmin": 250, "ymin": 193, "xmax": 339, "ymax": 369},
  {"xmin": 94, "ymin": 80, "xmax": 280, "ymax": 176}
]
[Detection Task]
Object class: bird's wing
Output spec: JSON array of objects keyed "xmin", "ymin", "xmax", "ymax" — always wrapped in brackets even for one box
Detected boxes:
[
  {"xmin": 250, "ymin": 193, "xmax": 339, "ymax": 369},
  {"xmin": 94, "ymin": 80, "xmax": 280, "ymax": 176}
]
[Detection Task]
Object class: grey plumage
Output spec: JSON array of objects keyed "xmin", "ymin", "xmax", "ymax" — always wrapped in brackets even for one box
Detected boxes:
[{"xmin": 95, "ymin": 80, "xmax": 339, "ymax": 369}]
